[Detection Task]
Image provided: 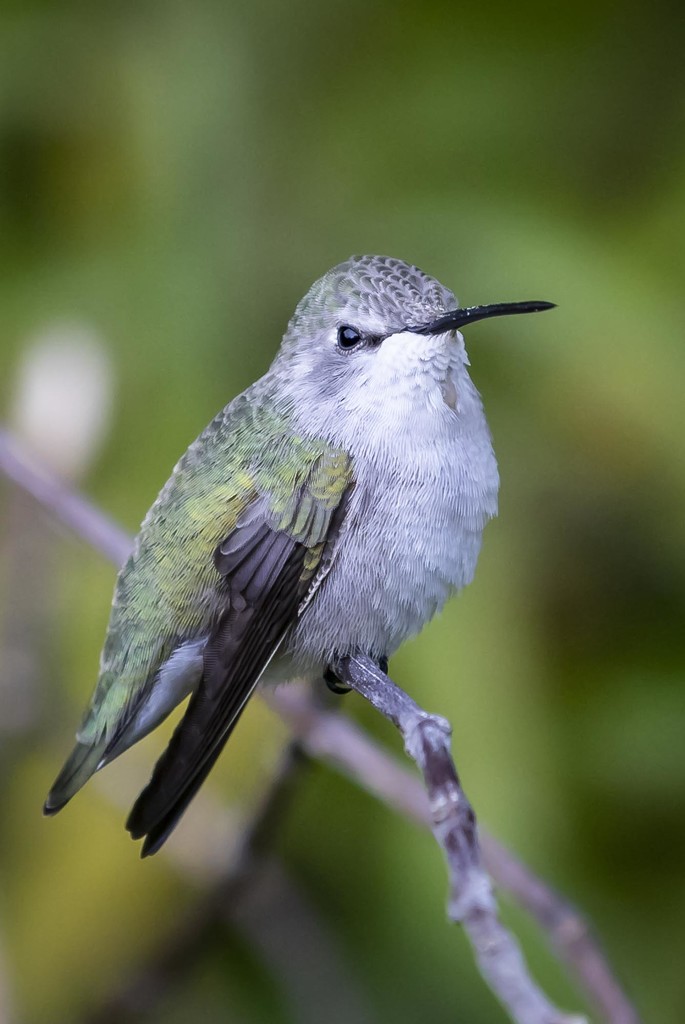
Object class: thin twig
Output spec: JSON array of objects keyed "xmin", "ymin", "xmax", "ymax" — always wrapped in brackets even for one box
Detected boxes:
[
  {"xmin": 481, "ymin": 840, "xmax": 640, "ymax": 1024},
  {"xmin": 85, "ymin": 743, "xmax": 307, "ymax": 1024},
  {"xmin": 0, "ymin": 426, "xmax": 642, "ymax": 1024},
  {"xmin": 332, "ymin": 654, "xmax": 585, "ymax": 1024},
  {"xmin": 0, "ymin": 428, "xmax": 130, "ymax": 565},
  {"xmin": 267, "ymin": 685, "xmax": 640, "ymax": 1024},
  {"xmin": 87, "ymin": 744, "xmax": 376, "ymax": 1024}
]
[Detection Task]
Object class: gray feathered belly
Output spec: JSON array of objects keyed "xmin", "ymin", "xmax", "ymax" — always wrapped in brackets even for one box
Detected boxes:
[{"xmin": 284, "ymin": 439, "xmax": 498, "ymax": 672}]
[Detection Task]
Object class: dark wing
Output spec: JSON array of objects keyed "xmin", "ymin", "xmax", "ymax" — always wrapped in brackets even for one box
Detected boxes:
[{"xmin": 126, "ymin": 451, "xmax": 353, "ymax": 856}]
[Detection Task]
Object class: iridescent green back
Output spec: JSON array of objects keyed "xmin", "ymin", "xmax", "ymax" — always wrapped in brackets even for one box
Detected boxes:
[{"xmin": 78, "ymin": 383, "xmax": 351, "ymax": 745}]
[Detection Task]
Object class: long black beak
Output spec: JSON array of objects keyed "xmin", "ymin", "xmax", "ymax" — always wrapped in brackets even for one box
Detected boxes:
[{"xmin": 410, "ymin": 300, "xmax": 556, "ymax": 336}]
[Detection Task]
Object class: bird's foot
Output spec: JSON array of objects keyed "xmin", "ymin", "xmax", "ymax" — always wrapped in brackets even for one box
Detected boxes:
[
  {"xmin": 324, "ymin": 666, "xmax": 351, "ymax": 695},
  {"xmin": 324, "ymin": 655, "xmax": 388, "ymax": 695}
]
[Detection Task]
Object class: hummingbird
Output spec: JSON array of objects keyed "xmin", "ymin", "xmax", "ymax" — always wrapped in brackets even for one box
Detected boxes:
[{"xmin": 44, "ymin": 255, "xmax": 554, "ymax": 856}]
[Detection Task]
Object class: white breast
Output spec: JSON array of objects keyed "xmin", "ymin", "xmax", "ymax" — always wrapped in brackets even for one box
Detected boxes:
[{"xmin": 286, "ymin": 339, "xmax": 499, "ymax": 672}]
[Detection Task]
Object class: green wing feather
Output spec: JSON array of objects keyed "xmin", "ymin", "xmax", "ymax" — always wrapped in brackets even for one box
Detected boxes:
[{"xmin": 45, "ymin": 389, "xmax": 353, "ymax": 816}]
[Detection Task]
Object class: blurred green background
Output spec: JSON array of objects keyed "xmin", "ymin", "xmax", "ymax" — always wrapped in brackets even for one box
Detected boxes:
[{"xmin": 1, "ymin": 0, "xmax": 684, "ymax": 1022}]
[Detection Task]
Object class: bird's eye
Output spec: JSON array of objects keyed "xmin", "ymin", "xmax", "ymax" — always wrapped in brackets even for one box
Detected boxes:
[{"xmin": 337, "ymin": 325, "xmax": 363, "ymax": 350}]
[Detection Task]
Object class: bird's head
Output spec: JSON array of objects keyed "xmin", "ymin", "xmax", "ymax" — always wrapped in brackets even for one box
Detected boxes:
[{"xmin": 273, "ymin": 255, "xmax": 553, "ymax": 423}]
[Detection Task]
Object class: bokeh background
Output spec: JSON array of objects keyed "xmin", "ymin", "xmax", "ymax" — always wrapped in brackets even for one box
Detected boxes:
[{"xmin": 1, "ymin": 1, "xmax": 684, "ymax": 1022}]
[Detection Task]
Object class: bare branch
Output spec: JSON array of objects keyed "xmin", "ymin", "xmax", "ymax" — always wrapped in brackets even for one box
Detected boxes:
[
  {"xmin": 267, "ymin": 685, "xmax": 640, "ymax": 1024},
  {"xmin": 481, "ymin": 839, "xmax": 641, "ymax": 1024},
  {"xmin": 87, "ymin": 745, "xmax": 376, "ymax": 1024},
  {"xmin": 0, "ymin": 428, "xmax": 130, "ymax": 566},
  {"xmin": 0, "ymin": 426, "xmax": 642, "ymax": 1024},
  {"xmin": 85, "ymin": 741, "xmax": 298, "ymax": 1023},
  {"xmin": 331, "ymin": 654, "xmax": 584, "ymax": 1024}
]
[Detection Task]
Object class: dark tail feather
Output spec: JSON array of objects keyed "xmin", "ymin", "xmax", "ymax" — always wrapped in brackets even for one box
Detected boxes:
[
  {"xmin": 128, "ymin": 532, "xmax": 307, "ymax": 856},
  {"xmin": 126, "ymin": 685, "xmax": 253, "ymax": 857},
  {"xmin": 128, "ymin": 729, "xmax": 238, "ymax": 857},
  {"xmin": 44, "ymin": 738, "xmax": 107, "ymax": 815}
]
